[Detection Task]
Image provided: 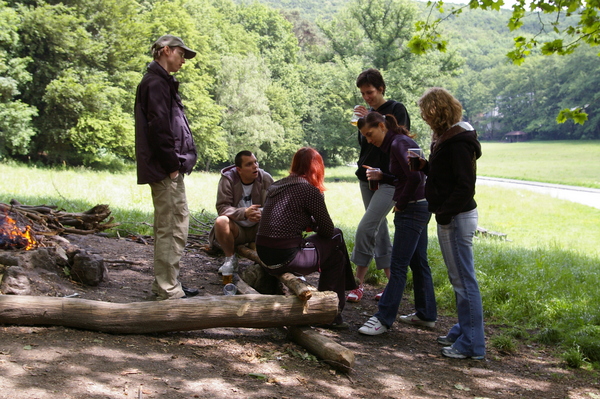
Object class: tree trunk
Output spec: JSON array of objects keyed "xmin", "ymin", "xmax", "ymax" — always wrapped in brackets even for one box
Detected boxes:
[{"xmin": 0, "ymin": 293, "xmax": 338, "ymax": 334}]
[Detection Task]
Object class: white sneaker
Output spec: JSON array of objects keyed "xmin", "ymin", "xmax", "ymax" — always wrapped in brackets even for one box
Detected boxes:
[
  {"xmin": 399, "ymin": 313, "xmax": 435, "ymax": 328},
  {"xmin": 358, "ymin": 316, "xmax": 388, "ymax": 336},
  {"xmin": 218, "ymin": 256, "xmax": 238, "ymax": 274}
]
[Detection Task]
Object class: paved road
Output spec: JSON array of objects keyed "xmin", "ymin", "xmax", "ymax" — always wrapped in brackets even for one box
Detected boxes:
[{"xmin": 477, "ymin": 177, "xmax": 600, "ymax": 210}]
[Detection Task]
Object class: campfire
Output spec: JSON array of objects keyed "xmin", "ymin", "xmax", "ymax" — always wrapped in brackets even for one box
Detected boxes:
[{"xmin": 0, "ymin": 211, "xmax": 37, "ymax": 250}]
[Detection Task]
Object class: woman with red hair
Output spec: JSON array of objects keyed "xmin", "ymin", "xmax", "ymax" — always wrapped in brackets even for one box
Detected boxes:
[{"xmin": 256, "ymin": 147, "xmax": 356, "ymax": 327}]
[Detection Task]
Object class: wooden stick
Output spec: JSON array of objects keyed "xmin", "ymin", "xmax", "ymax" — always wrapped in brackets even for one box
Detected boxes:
[
  {"xmin": 287, "ymin": 326, "xmax": 355, "ymax": 373},
  {"xmin": 235, "ymin": 244, "xmax": 315, "ymax": 300},
  {"xmin": 277, "ymin": 273, "xmax": 314, "ymax": 301}
]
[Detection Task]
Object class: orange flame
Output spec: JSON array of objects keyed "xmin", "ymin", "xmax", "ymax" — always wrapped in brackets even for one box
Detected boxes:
[{"xmin": 0, "ymin": 213, "xmax": 37, "ymax": 250}]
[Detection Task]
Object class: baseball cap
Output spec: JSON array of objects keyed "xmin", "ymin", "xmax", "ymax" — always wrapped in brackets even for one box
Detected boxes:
[{"xmin": 152, "ymin": 35, "xmax": 197, "ymax": 59}]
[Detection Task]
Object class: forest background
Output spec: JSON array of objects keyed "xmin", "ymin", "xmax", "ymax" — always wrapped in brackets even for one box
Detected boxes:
[{"xmin": 0, "ymin": 0, "xmax": 598, "ymax": 172}]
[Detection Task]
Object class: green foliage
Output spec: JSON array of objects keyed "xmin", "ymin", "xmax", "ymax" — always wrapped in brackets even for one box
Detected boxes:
[
  {"xmin": 1, "ymin": 0, "xmax": 597, "ymax": 169},
  {"xmin": 0, "ymin": 2, "xmax": 37, "ymax": 157},
  {"xmin": 418, "ymin": 0, "xmax": 600, "ymax": 61},
  {"xmin": 561, "ymin": 345, "xmax": 586, "ymax": 368},
  {"xmin": 489, "ymin": 334, "xmax": 517, "ymax": 354},
  {"xmin": 536, "ymin": 328, "xmax": 564, "ymax": 345},
  {"xmin": 309, "ymin": 0, "xmax": 458, "ymax": 163},
  {"xmin": 216, "ymin": 54, "xmax": 292, "ymax": 168},
  {"xmin": 415, "ymin": 0, "xmax": 600, "ymax": 126}
]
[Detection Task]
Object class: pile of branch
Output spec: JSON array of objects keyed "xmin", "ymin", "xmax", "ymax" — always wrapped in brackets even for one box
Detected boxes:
[{"xmin": 1, "ymin": 199, "xmax": 119, "ymax": 236}]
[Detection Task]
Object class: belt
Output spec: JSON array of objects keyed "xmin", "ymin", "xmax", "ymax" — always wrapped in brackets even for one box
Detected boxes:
[{"xmin": 407, "ymin": 198, "xmax": 427, "ymax": 204}]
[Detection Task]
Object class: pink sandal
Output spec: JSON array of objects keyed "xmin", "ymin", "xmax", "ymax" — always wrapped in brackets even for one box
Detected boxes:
[{"xmin": 346, "ymin": 285, "xmax": 364, "ymax": 302}]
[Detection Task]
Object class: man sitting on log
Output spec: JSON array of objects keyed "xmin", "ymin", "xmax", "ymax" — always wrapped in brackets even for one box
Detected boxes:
[{"xmin": 209, "ymin": 151, "xmax": 274, "ymax": 275}]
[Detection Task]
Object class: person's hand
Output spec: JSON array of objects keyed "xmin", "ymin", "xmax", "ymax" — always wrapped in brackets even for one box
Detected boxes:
[
  {"xmin": 407, "ymin": 151, "xmax": 426, "ymax": 171},
  {"xmin": 363, "ymin": 165, "xmax": 382, "ymax": 181},
  {"xmin": 354, "ymin": 105, "xmax": 369, "ymax": 118},
  {"xmin": 245, "ymin": 204, "xmax": 261, "ymax": 222},
  {"xmin": 169, "ymin": 171, "xmax": 179, "ymax": 180}
]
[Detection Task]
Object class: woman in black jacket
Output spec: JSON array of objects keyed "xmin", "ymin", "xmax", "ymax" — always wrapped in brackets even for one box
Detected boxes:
[{"xmin": 418, "ymin": 87, "xmax": 485, "ymax": 360}]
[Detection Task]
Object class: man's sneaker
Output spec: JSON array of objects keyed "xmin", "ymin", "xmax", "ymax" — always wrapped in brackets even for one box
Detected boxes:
[
  {"xmin": 346, "ymin": 285, "xmax": 364, "ymax": 303},
  {"xmin": 218, "ymin": 256, "xmax": 238, "ymax": 274},
  {"xmin": 441, "ymin": 346, "xmax": 484, "ymax": 360},
  {"xmin": 437, "ymin": 336, "xmax": 455, "ymax": 346},
  {"xmin": 399, "ymin": 313, "xmax": 435, "ymax": 328},
  {"xmin": 374, "ymin": 291, "xmax": 384, "ymax": 301},
  {"xmin": 358, "ymin": 316, "xmax": 388, "ymax": 336}
]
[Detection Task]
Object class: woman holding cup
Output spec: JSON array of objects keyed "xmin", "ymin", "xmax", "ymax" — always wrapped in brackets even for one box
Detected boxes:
[
  {"xmin": 356, "ymin": 112, "xmax": 437, "ymax": 336},
  {"xmin": 347, "ymin": 68, "xmax": 411, "ymax": 303},
  {"xmin": 417, "ymin": 87, "xmax": 485, "ymax": 360}
]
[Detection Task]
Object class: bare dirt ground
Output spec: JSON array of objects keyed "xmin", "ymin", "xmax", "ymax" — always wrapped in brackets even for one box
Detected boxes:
[{"xmin": 1, "ymin": 233, "xmax": 599, "ymax": 399}]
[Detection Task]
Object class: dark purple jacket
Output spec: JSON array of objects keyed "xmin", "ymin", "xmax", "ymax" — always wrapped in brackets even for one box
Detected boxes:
[
  {"xmin": 135, "ymin": 61, "xmax": 197, "ymax": 184},
  {"xmin": 379, "ymin": 131, "xmax": 426, "ymax": 211},
  {"xmin": 355, "ymin": 100, "xmax": 411, "ymax": 182}
]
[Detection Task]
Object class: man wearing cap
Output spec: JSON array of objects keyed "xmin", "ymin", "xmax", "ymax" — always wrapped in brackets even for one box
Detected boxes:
[{"xmin": 134, "ymin": 34, "xmax": 199, "ymax": 300}]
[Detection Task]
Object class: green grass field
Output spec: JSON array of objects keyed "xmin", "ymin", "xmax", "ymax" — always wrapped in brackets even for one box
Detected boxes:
[
  {"xmin": 1, "ymin": 141, "xmax": 600, "ymax": 367},
  {"xmin": 478, "ymin": 141, "xmax": 600, "ymax": 188}
]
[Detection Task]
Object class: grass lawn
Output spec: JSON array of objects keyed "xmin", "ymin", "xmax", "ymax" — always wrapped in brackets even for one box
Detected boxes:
[{"xmin": 478, "ymin": 141, "xmax": 600, "ymax": 188}]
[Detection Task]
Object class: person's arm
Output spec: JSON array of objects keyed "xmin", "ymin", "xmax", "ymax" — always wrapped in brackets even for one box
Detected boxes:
[
  {"xmin": 215, "ymin": 177, "xmax": 248, "ymax": 221},
  {"xmin": 305, "ymin": 187, "xmax": 335, "ymax": 238},
  {"xmin": 390, "ymin": 139, "xmax": 422, "ymax": 211}
]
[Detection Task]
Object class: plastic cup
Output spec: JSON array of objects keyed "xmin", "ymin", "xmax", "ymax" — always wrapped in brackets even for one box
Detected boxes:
[{"xmin": 408, "ymin": 148, "xmax": 424, "ymax": 171}]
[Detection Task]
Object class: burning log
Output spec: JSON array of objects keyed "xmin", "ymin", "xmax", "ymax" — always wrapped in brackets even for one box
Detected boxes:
[
  {"xmin": 0, "ymin": 209, "xmax": 37, "ymax": 250},
  {"xmin": 0, "ymin": 201, "xmax": 118, "ymax": 244}
]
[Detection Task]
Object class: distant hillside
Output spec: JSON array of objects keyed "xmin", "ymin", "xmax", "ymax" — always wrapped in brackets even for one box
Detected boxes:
[{"xmin": 234, "ymin": 0, "xmax": 348, "ymax": 21}]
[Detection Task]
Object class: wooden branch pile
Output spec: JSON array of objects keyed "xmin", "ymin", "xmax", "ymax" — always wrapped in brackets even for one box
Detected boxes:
[{"xmin": 1, "ymin": 200, "xmax": 119, "ymax": 236}]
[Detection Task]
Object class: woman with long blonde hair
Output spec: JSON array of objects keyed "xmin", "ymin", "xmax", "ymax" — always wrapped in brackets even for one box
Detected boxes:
[{"xmin": 418, "ymin": 87, "xmax": 485, "ymax": 360}]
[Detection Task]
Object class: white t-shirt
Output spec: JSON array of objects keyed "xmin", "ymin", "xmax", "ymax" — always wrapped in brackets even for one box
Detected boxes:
[{"xmin": 236, "ymin": 182, "xmax": 256, "ymax": 227}]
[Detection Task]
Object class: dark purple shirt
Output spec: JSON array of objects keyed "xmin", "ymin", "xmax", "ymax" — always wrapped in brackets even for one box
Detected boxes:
[{"xmin": 379, "ymin": 130, "xmax": 426, "ymax": 210}]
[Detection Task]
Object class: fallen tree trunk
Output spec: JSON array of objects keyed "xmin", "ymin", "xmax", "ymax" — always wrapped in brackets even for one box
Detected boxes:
[{"xmin": 0, "ymin": 293, "xmax": 338, "ymax": 334}]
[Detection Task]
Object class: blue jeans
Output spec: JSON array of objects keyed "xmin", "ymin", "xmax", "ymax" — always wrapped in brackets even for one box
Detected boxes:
[
  {"xmin": 375, "ymin": 201, "xmax": 436, "ymax": 327},
  {"xmin": 351, "ymin": 181, "xmax": 394, "ymax": 269},
  {"xmin": 437, "ymin": 208, "xmax": 485, "ymax": 357}
]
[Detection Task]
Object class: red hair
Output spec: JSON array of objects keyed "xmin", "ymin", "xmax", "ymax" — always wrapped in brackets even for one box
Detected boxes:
[{"xmin": 290, "ymin": 147, "xmax": 326, "ymax": 193}]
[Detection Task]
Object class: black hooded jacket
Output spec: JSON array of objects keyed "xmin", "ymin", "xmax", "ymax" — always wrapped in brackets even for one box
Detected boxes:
[{"xmin": 424, "ymin": 122, "xmax": 482, "ymax": 225}]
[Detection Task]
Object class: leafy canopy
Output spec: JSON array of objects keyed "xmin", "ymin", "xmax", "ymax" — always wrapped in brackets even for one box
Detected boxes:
[{"xmin": 410, "ymin": 0, "xmax": 600, "ymax": 124}]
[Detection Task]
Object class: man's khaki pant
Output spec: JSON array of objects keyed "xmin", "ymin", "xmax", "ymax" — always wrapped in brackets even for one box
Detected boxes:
[{"xmin": 149, "ymin": 174, "xmax": 188, "ymax": 299}]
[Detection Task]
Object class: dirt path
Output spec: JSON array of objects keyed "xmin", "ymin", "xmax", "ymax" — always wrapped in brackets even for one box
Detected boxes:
[{"xmin": 1, "ymin": 234, "xmax": 598, "ymax": 399}]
